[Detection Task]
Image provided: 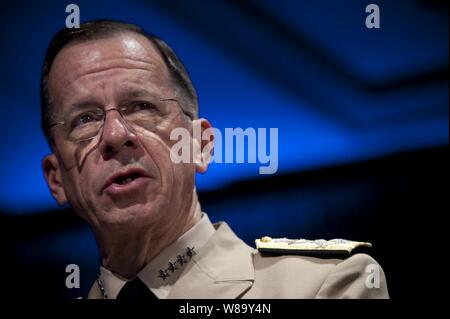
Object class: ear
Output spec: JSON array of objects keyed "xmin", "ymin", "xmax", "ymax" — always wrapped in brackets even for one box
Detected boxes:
[
  {"xmin": 42, "ymin": 154, "xmax": 68, "ymax": 205},
  {"xmin": 192, "ymin": 118, "xmax": 214, "ymax": 173}
]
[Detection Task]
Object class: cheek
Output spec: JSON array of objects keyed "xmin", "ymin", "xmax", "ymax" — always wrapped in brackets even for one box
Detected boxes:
[
  {"xmin": 75, "ymin": 136, "xmax": 101, "ymax": 169},
  {"xmin": 53, "ymin": 133, "xmax": 101, "ymax": 172},
  {"xmin": 134, "ymin": 126, "xmax": 195, "ymax": 195},
  {"xmin": 134, "ymin": 126, "xmax": 174, "ymax": 179},
  {"xmin": 59, "ymin": 170, "xmax": 92, "ymax": 220}
]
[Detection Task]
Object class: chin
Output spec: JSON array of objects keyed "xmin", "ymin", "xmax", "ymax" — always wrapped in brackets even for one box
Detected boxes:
[{"xmin": 99, "ymin": 202, "xmax": 164, "ymax": 229}]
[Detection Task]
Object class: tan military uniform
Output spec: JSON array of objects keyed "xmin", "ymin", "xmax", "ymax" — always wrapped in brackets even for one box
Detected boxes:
[{"xmin": 88, "ymin": 215, "xmax": 389, "ymax": 299}]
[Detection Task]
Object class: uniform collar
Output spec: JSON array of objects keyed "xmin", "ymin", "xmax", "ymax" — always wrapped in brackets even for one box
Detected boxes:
[
  {"xmin": 98, "ymin": 213, "xmax": 215, "ymax": 299},
  {"xmin": 167, "ymin": 222, "xmax": 255, "ymax": 298}
]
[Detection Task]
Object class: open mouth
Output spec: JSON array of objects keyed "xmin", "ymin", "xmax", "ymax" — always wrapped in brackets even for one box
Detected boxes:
[
  {"xmin": 112, "ymin": 172, "xmax": 142, "ymax": 185},
  {"xmin": 102, "ymin": 168, "xmax": 150, "ymax": 194}
]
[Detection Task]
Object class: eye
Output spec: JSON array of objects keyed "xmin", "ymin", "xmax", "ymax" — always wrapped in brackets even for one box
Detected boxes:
[
  {"xmin": 121, "ymin": 101, "xmax": 157, "ymax": 115},
  {"xmin": 132, "ymin": 102, "xmax": 157, "ymax": 112},
  {"xmin": 72, "ymin": 111, "xmax": 102, "ymax": 128}
]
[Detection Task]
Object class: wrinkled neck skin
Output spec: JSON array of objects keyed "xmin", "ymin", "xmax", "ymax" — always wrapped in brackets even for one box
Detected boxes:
[{"xmin": 96, "ymin": 191, "xmax": 202, "ymax": 279}]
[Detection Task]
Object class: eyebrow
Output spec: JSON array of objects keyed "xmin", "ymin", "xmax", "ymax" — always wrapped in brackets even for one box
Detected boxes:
[
  {"xmin": 63, "ymin": 100, "xmax": 102, "ymax": 119},
  {"xmin": 67, "ymin": 89, "xmax": 148, "ymax": 107},
  {"xmin": 117, "ymin": 88, "xmax": 154, "ymax": 101},
  {"xmin": 63, "ymin": 88, "xmax": 158, "ymax": 119},
  {"xmin": 70, "ymin": 100, "xmax": 101, "ymax": 110}
]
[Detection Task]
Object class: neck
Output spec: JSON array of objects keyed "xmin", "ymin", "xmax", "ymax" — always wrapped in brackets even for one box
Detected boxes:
[{"xmin": 96, "ymin": 192, "xmax": 202, "ymax": 279}]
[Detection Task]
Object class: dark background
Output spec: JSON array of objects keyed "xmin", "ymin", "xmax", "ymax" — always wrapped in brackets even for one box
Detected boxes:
[{"xmin": 0, "ymin": 0, "xmax": 448, "ymax": 299}]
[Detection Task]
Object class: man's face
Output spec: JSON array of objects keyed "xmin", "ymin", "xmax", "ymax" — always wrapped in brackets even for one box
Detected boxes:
[{"xmin": 43, "ymin": 33, "xmax": 204, "ymax": 232}]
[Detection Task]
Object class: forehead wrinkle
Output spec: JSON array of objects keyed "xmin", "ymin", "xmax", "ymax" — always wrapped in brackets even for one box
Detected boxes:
[
  {"xmin": 70, "ymin": 71, "xmax": 171, "ymax": 105},
  {"xmin": 73, "ymin": 57, "xmax": 165, "ymax": 80},
  {"xmin": 72, "ymin": 62, "xmax": 167, "ymax": 86},
  {"xmin": 61, "ymin": 62, "xmax": 170, "ymax": 97}
]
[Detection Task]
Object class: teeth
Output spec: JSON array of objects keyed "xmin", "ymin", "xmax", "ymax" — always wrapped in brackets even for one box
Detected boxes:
[{"xmin": 122, "ymin": 177, "xmax": 133, "ymax": 184}]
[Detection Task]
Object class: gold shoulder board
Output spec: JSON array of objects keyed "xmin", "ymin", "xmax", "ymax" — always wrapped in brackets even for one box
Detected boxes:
[{"xmin": 255, "ymin": 236, "xmax": 372, "ymax": 258}]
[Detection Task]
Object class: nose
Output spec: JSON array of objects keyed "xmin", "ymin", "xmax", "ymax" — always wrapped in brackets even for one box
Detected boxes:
[{"xmin": 98, "ymin": 109, "xmax": 138, "ymax": 159}]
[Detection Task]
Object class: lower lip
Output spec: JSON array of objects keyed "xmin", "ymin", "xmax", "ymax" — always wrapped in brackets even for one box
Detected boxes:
[{"xmin": 103, "ymin": 176, "xmax": 151, "ymax": 196}]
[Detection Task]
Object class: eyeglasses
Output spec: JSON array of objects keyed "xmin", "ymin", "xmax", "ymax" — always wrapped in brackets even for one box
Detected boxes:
[{"xmin": 49, "ymin": 97, "xmax": 185, "ymax": 143}]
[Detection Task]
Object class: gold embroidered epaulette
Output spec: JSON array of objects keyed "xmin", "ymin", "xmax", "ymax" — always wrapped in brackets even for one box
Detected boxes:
[{"xmin": 255, "ymin": 236, "xmax": 372, "ymax": 258}]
